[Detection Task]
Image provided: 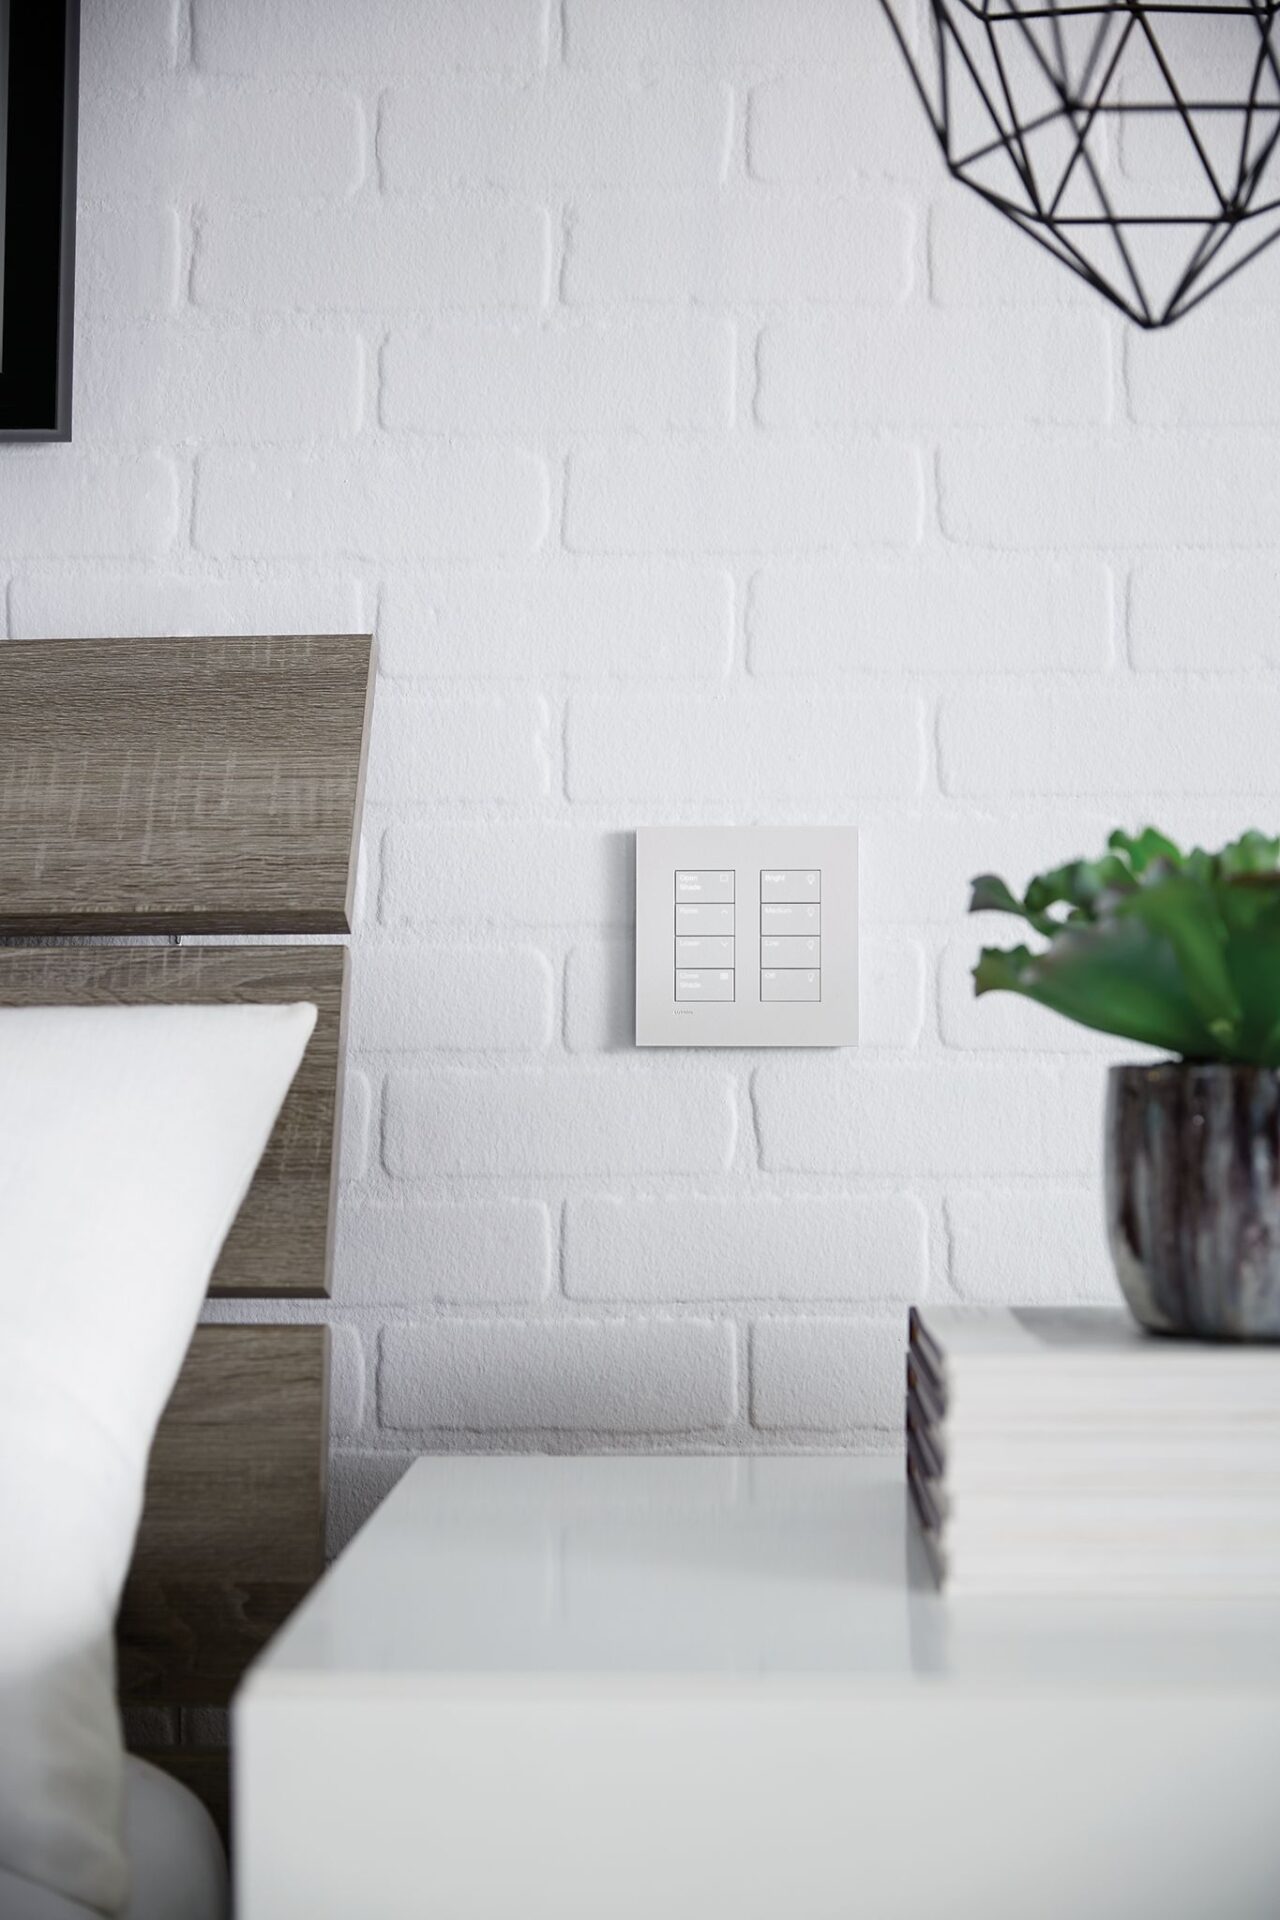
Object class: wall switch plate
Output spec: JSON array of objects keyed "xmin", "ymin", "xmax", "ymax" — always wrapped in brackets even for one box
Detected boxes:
[{"xmin": 635, "ymin": 825, "xmax": 858, "ymax": 1048}]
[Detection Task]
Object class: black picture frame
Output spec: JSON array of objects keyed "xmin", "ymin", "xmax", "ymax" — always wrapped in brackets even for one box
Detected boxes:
[{"xmin": 0, "ymin": 0, "xmax": 79, "ymax": 441}]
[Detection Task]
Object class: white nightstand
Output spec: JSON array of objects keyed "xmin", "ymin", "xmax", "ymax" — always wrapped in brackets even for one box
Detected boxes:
[{"xmin": 236, "ymin": 1455, "xmax": 1280, "ymax": 1920}]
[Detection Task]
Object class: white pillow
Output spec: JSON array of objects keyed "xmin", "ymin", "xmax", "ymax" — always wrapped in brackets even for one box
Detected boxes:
[{"xmin": 0, "ymin": 1002, "xmax": 316, "ymax": 1918}]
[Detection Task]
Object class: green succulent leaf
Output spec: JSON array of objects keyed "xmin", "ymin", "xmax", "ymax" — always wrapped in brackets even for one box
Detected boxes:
[
  {"xmin": 972, "ymin": 943, "xmax": 1038, "ymax": 994},
  {"xmin": 969, "ymin": 873, "xmax": 1027, "ymax": 917},
  {"xmin": 973, "ymin": 921, "xmax": 1215, "ymax": 1058},
  {"xmin": 1217, "ymin": 830, "xmax": 1280, "ymax": 879},
  {"xmin": 1212, "ymin": 879, "xmax": 1280, "ymax": 1063},
  {"xmin": 1112, "ymin": 877, "xmax": 1241, "ymax": 1048},
  {"xmin": 1108, "ymin": 827, "xmax": 1183, "ymax": 874},
  {"xmin": 968, "ymin": 873, "xmax": 1057, "ymax": 936},
  {"xmin": 1024, "ymin": 854, "xmax": 1136, "ymax": 921},
  {"xmin": 969, "ymin": 826, "xmax": 1280, "ymax": 1065}
]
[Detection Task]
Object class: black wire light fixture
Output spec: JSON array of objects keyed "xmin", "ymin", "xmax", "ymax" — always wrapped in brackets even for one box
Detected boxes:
[{"xmin": 879, "ymin": 2, "xmax": 1280, "ymax": 327}]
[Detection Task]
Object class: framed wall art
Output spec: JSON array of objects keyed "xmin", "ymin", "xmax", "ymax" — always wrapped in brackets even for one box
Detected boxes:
[{"xmin": 0, "ymin": 1, "xmax": 79, "ymax": 441}]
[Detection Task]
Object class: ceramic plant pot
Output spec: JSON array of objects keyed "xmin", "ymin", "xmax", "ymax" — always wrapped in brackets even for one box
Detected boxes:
[{"xmin": 1106, "ymin": 1063, "xmax": 1280, "ymax": 1340}]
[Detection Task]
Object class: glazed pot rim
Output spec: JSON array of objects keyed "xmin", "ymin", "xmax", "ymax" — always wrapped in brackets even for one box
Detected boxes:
[{"xmin": 1107, "ymin": 1060, "xmax": 1280, "ymax": 1080}]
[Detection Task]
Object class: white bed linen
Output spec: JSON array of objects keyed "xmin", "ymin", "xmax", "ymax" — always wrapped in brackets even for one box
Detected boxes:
[
  {"xmin": 0, "ymin": 1759, "xmax": 227, "ymax": 1920},
  {"xmin": 0, "ymin": 1003, "xmax": 315, "ymax": 1914}
]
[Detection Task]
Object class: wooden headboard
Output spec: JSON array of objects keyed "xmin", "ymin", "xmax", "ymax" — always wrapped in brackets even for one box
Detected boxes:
[{"xmin": 0, "ymin": 631, "xmax": 375, "ymax": 1838}]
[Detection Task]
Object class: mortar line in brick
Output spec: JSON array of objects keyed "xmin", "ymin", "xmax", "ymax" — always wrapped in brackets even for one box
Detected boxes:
[
  {"xmin": 939, "ymin": 1191, "xmax": 960, "ymax": 1300},
  {"xmin": 372, "ymin": 1325, "xmax": 389, "ymax": 1430},
  {"xmin": 555, "ymin": 203, "xmax": 576, "ymax": 307},
  {"xmin": 929, "ymin": 691, "xmax": 952, "ymax": 796},
  {"xmin": 916, "ymin": 694, "xmax": 941, "ymax": 800},
  {"xmin": 729, "ymin": 1321, "xmax": 747, "ymax": 1421},
  {"xmin": 1120, "ymin": 324, "xmax": 1138, "ymax": 428},
  {"xmin": 1120, "ymin": 563, "xmax": 1139, "ymax": 671},
  {"xmin": 723, "ymin": 82, "xmax": 745, "ymax": 186},
  {"xmin": 182, "ymin": 457, "xmax": 198, "ymax": 556},
  {"xmin": 744, "ymin": 1320, "xmax": 761, "ymax": 1429},
  {"xmin": 746, "ymin": 1067, "xmax": 765, "ymax": 1170},
  {"xmin": 375, "ymin": 1069, "xmax": 393, "ymax": 1178},
  {"xmin": 544, "ymin": 451, "xmax": 565, "ymax": 556},
  {"xmin": 373, "ymin": 88, "xmax": 389, "ymax": 194},
  {"xmin": 556, "ymin": 693, "xmax": 571, "ymax": 803},
  {"xmin": 373, "ymin": 329, "xmax": 388, "ymax": 431},
  {"xmin": 181, "ymin": 209, "xmax": 198, "ymax": 308},
  {"xmin": 555, "ymin": 1199, "xmax": 568, "ymax": 1297},
  {"xmin": 749, "ymin": 323, "xmax": 766, "ymax": 429},
  {"xmin": 726, "ymin": 567, "xmax": 748, "ymax": 676},
  {"xmin": 556, "ymin": 943, "xmax": 574, "ymax": 1054}
]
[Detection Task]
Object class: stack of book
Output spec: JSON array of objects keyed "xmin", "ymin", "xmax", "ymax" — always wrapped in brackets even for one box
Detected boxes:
[{"xmin": 907, "ymin": 1306, "xmax": 1280, "ymax": 1596}]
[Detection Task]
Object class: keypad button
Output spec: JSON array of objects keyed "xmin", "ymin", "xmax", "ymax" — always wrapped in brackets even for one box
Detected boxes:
[
  {"xmin": 761, "ymin": 936, "xmax": 820, "ymax": 967},
  {"xmin": 676, "ymin": 870, "xmax": 734, "ymax": 904},
  {"xmin": 676, "ymin": 936, "xmax": 734, "ymax": 966},
  {"xmin": 676, "ymin": 969, "xmax": 735, "ymax": 1002},
  {"xmin": 677, "ymin": 903, "xmax": 735, "ymax": 936},
  {"xmin": 760, "ymin": 901, "xmax": 819, "ymax": 937},
  {"xmin": 761, "ymin": 969, "xmax": 821, "ymax": 1003},
  {"xmin": 761, "ymin": 869, "xmax": 820, "ymax": 903}
]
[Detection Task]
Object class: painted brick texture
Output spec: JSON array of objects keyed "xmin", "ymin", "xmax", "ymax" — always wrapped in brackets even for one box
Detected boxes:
[{"xmin": 15, "ymin": 0, "xmax": 1271, "ymax": 1503}]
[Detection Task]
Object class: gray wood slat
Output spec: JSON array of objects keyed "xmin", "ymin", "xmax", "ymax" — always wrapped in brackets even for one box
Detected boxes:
[
  {"xmin": 118, "ymin": 1326, "xmax": 329, "ymax": 1710},
  {"xmin": 0, "ymin": 632, "xmax": 374, "ymax": 934}
]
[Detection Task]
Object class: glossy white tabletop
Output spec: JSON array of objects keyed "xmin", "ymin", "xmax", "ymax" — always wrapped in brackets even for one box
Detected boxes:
[
  {"xmin": 240, "ymin": 1457, "xmax": 1280, "ymax": 1920},
  {"xmin": 247, "ymin": 1454, "xmax": 1280, "ymax": 1696}
]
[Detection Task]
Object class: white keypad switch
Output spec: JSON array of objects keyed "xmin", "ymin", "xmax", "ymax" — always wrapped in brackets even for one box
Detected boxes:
[
  {"xmin": 760, "ymin": 902, "xmax": 820, "ymax": 938},
  {"xmin": 676, "ymin": 936, "xmax": 735, "ymax": 966},
  {"xmin": 762, "ymin": 936, "xmax": 821, "ymax": 967},
  {"xmin": 675, "ymin": 902, "xmax": 735, "ymax": 937},
  {"xmin": 636, "ymin": 826, "xmax": 858, "ymax": 1048},
  {"xmin": 676, "ymin": 870, "xmax": 734, "ymax": 904},
  {"xmin": 761, "ymin": 869, "xmax": 821, "ymax": 903},
  {"xmin": 762, "ymin": 968, "xmax": 822, "ymax": 1003}
]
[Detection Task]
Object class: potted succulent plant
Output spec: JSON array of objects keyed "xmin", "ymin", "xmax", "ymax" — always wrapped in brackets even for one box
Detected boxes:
[{"xmin": 971, "ymin": 828, "xmax": 1280, "ymax": 1341}]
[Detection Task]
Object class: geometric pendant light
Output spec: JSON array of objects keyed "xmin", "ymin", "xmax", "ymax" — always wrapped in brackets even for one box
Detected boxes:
[{"xmin": 879, "ymin": 2, "xmax": 1280, "ymax": 328}]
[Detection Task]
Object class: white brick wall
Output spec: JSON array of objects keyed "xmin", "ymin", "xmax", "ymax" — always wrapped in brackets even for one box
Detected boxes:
[
  {"xmin": 756, "ymin": 312, "xmax": 1110, "ymax": 428},
  {"xmin": 383, "ymin": 1067, "xmax": 739, "ymax": 1177},
  {"xmin": 564, "ymin": 1196, "xmax": 928, "ymax": 1302},
  {"xmin": 192, "ymin": 0, "xmax": 548, "ymax": 79},
  {"xmin": 564, "ymin": 442, "xmax": 922, "ymax": 553},
  {"xmin": 82, "ymin": 81, "xmax": 367, "ymax": 202},
  {"xmin": 78, "ymin": 324, "xmax": 365, "ymax": 443},
  {"xmin": 336, "ymin": 1201, "xmax": 553, "ymax": 1304},
  {"xmin": 0, "ymin": 452, "xmax": 178, "ymax": 554},
  {"xmin": 564, "ymin": 192, "xmax": 916, "ymax": 306},
  {"xmin": 946, "ymin": 1189, "xmax": 1118, "ymax": 1307},
  {"xmin": 382, "ymin": 317, "xmax": 734, "ymax": 434},
  {"xmin": 77, "ymin": 205, "xmax": 181, "ymax": 316},
  {"xmin": 350, "ymin": 945, "xmax": 555, "ymax": 1052},
  {"xmin": 195, "ymin": 204, "xmax": 551, "ymax": 311},
  {"xmin": 746, "ymin": 560, "xmax": 1113, "ymax": 674},
  {"xmin": 16, "ymin": 1, "xmax": 1277, "ymax": 1504},
  {"xmin": 380, "ymin": 1318, "xmax": 738, "ymax": 1433},
  {"xmin": 754, "ymin": 1063, "xmax": 1101, "ymax": 1178},
  {"xmin": 366, "ymin": 689, "xmax": 552, "ymax": 803},
  {"xmin": 565, "ymin": 689, "xmax": 924, "ymax": 801},
  {"xmin": 376, "ymin": 564, "xmax": 734, "ymax": 679},
  {"xmin": 380, "ymin": 79, "xmax": 733, "ymax": 191},
  {"xmin": 196, "ymin": 446, "xmax": 551, "ymax": 558}
]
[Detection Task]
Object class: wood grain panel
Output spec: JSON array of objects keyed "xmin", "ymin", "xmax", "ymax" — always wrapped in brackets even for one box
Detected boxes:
[
  {"xmin": 0, "ymin": 943, "xmax": 346, "ymax": 1297},
  {"xmin": 118, "ymin": 1326, "xmax": 328, "ymax": 1709},
  {"xmin": 0, "ymin": 632, "xmax": 373, "ymax": 934}
]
